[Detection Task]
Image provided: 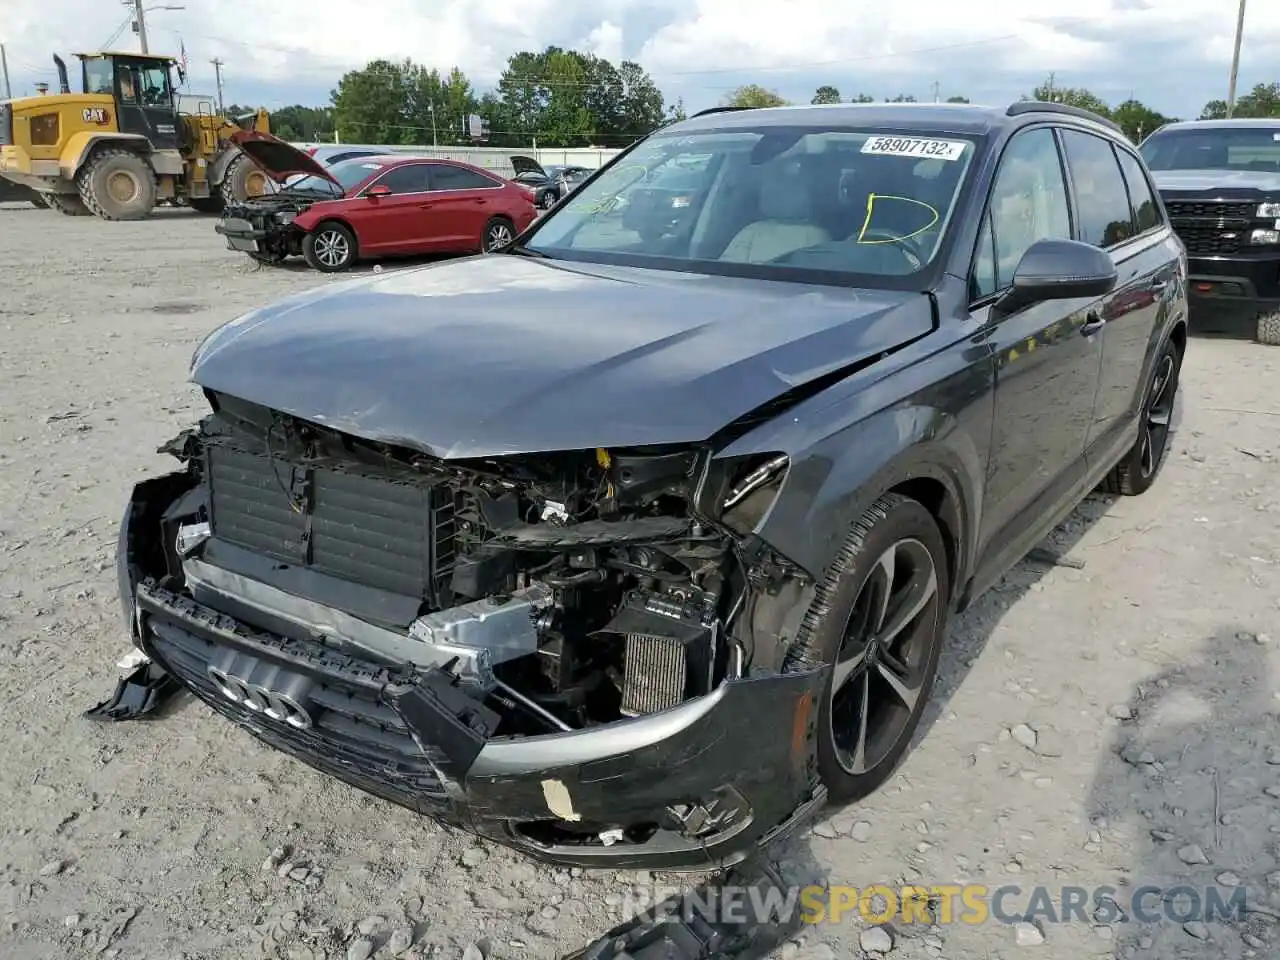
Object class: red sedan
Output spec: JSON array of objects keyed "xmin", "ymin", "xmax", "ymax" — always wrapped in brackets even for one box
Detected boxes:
[{"xmin": 216, "ymin": 132, "xmax": 538, "ymax": 272}]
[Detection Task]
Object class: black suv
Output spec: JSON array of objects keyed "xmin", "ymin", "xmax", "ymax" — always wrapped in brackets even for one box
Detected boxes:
[
  {"xmin": 109, "ymin": 100, "xmax": 1187, "ymax": 873},
  {"xmin": 1141, "ymin": 118, "xmax": 1280, "ymax": 344}
]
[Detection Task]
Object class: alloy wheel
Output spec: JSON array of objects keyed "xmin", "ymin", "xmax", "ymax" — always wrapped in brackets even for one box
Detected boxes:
[
  {"xmin": 314, "ymin": 229, "xmax": 349, "ymax": 268},
  {"xmin": 485, "ymin": 222, "xmax": 513, "ymax": 251},
  {"xmin": 1138, "ymin": 353, "xmax": 1175, "ymax": 478},
  {"xmin": 829, "ymin": 537, "xmax": 940, "ymax": 776}
]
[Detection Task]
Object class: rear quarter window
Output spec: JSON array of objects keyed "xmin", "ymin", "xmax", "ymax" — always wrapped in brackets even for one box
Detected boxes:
[{"xmin": 1114, "ymin": 148, "xmax": 1163, "ymax": 234}]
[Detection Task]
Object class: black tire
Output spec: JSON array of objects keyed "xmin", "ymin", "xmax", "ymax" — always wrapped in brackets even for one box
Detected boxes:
[
  {"xmin": 188, "ymin": 195, "xmax": 225, "ymax": 214},
  {"xmin": 45, "ymin": 193, "xmax": 92, "ymax": 217},
  {"xmin": 220, "ymin": 153, "xmax": 271, "ymax": 205},
  {"xmin": 28, "ymin": 194, "xmax": 47, "ymax": 209},
  {"xmin": 785, "ymin": 493, "xmax": 950, "ymax": 804},
  {"xmin": 538, "ymin": 189, "xmax": 557, "ymax": 210},
  {"xmin": 76, "ymin": 147, "xmax": 157, "ymax": 220},
  {"xmin": 1100, "ymin": 337, "xmax": 1181, "ymax": 496},
  {"xmin": 302, "ymin": 222, "xmax": 357, "ymax": 272},
  {"xmin": 1257, "ymin": 309, "xmax": 1280, "ymax": 346},
  {"xmin": 482, "ymin": 216, "xmax": 515, "ymax": 252}
]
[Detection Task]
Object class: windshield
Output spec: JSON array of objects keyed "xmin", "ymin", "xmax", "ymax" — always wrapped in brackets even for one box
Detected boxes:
[
  {"xmin": 288, "ymin": 157, "xmax": 386, "ymax": 196},
  {"xmin": 523, "ymin": 126, "xmax": 978, "ymax": 285},
  {"xmin": 1140, "ymin": 126, "xmax": 1280, "ymax": 173}
]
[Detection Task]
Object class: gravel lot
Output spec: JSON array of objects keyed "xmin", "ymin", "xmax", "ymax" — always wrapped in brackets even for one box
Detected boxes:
[{"xmin": 1, "ymin": 201, "xmax": 1278, "ymax": 960}]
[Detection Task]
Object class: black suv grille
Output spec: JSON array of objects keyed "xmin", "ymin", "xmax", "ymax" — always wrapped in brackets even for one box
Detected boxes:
[
  {"xmin": 207, "ymin": 445, "xmax": 457, "ymax": 606},
  {"xmin": 1165, "ymin": 200, "xmax": 1256, "ymax": 255},
  {"xmin": 142, "ymin": 587, "xmax": 453, "ymax": 815}
]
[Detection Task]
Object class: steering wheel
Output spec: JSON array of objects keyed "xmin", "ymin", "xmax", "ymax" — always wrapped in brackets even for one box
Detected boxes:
[{"xmin": 855, "ymin": 227, "xmax": 930, "ymax": 269}]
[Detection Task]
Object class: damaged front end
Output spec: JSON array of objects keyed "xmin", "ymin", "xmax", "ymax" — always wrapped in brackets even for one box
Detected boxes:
[
  {"xmin": 215, "ymin": 194, "xmax": 314, "ymax": 264},
  {"xmin": 114, "ymin": 391, "xmax": 828, "ymax": 869}
]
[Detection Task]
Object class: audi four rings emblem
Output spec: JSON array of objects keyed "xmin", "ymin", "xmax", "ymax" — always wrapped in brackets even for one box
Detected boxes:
[{"xmin": 208, "ymin": 665, "xmax": 314, "ymax": 729}]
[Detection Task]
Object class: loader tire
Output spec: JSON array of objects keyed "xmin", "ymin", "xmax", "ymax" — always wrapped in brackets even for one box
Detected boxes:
[
  {"xmin": 45, "ymin": 193, "xmax": 91, "ymax": 216},
  {"xmin": 29, "ymin": 193, "xmax": 48, "ymax": 209},
  {"xmin": 77, "ymin": 148, "xmax": 157, "ymax": 220},
  {"xmin": 221, "ymin": 154, "xmax": 270, "ymax": 205}
]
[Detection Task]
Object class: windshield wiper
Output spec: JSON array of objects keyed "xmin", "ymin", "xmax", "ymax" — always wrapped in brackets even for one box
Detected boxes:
[{"xmin": 507, "ymin": 243, "xmax": 548, "ymax": 258}]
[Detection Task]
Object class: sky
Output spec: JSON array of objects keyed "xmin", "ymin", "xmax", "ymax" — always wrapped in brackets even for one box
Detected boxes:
[{"xmin": 3, "ymin": 0, "xmax": 1279, "ymax": 129}]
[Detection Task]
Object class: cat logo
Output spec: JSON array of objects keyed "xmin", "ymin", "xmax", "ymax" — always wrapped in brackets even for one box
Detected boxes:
[{"xmin": 82, "ymin": 107, "xmax": 110, "ymax": 125}]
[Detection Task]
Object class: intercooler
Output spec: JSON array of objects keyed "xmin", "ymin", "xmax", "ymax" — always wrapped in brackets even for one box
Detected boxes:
[
  {"xmin": 205, "ymin": 445, "xmax": 458, "ymax": 608},
  {"xmin": 610, "ymin": 591, "xmax": 717, "ymax": 717}
]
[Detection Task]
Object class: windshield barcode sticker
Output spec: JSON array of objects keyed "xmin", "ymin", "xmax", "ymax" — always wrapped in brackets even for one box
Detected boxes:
[{"xmin": 861, "ymin": 136, "xmax": 967, "ymax": 161}]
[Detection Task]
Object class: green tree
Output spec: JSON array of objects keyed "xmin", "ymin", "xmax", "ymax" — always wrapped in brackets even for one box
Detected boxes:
[
  {"xmin": 266, "ymin": 105, "xmax": 335, "ymax": 142},
  {"xmin": 616, "ymin": 60, "xmax": 666, "ymax": 141},
  {"xmin": 1029, "ymin": 78, "xmax": 1111, "ymax": 117},
  {"xmin": 849, "ymin": 93, "xmax": 875, "ymax": 103},
  {"xmin": 1201, "ymin": 82, "xmax": 1280, "ymax": 120},
  {"xmin": 722, "ymin": 84, "xmax": 788, "ymax": 108},
  {"xmin": 886, "ymin": 94, "xmax": 917, "ymax": 103},
  {"xmin": 331, "ymin": 59, "xmax": 414, "ymax": 143},
  {"xmin": 1111, "ymin": 98, "xmax": 1173, "ymax": 143},
  {"xmin": 946, "ymin": 95, "xmax": 970, "ymax": 104},
  {"xmin": 812, "ymin": 85, "xmax": 841, "ymax": 104}
]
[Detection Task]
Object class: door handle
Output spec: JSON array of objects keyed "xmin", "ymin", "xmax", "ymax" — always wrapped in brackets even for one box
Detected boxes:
[{"xmin": 1081, "ymin": 311, "xmax": 1105, "ymax": 336}]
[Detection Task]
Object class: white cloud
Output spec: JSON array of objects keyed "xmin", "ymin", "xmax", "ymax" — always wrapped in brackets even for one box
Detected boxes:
[
  {"xmin": 582, "ymin": 21, "xmax": 624, "ymax": 65},
  {"xmin": 2, "ymin": 0, "xmax": 1278, "ymax": 114}
]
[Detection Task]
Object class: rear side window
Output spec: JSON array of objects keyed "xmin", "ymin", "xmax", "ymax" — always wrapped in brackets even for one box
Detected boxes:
[
  {"xmin": 430, "ymin": 165, "xmax": 499, "ymax": 190},
  {"xmin": 1061, "ymin": 130, "xmax": 1134, "ymax": 248},
  {"xmin": 1114, "ymin": 148, "xmax": 1162, "ymax": 234}
]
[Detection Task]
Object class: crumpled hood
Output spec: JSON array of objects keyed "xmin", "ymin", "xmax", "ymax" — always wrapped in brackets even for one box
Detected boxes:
[
  {"xmin": 1152, "ymin": 168, "xmax": 1280, "ymax": 196},
  {"xmin": 190, "ymin": 256, "xmax": 933, "ymax": 459}
]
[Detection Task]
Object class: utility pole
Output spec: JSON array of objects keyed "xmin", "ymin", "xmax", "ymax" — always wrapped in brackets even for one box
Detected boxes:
[
  {"xmin": 1046, "ymin": 72, "xmax": 1056, "ymax": 102},
  {"xmin": 1227, "ymin": 0, "xmax": 1247, "ymax": 117},
  {"xmin": 211, "ymin": 58, "xmax": 224, "ymax": 114},
  {"xmin": 132, "ymin": 0, "xmax": 150, "ymax": 53},
  {"xmin": 0, "ymin": 44, "xmax": 10, "ymax": 101},
  {"xmin": 932, "ymin": 80, "xmax": 940, "ymax": 103}
]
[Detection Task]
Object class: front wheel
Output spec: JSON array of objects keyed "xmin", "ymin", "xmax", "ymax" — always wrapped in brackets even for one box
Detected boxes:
[
  {"xmin": 303, "ymin": 222, "xmax": 357, "ymax": 272},
  {"xmin": 1100, "ymin": 336, "xmax": 1181, "ymax": 496},
  {"xmin": 787, "ymin": 493, "xmax": 950, "ymax": 804},
  {"xmin": 1257, "ymin": 309, "xmax": 1280, "ymax": 346},
  {"xmin": 77, "ymin": 147, "xmax": 157, "ymax": 220},
  {"xmin": 482, "ymin": 216, "xmax": 515, "ymax": 252}
]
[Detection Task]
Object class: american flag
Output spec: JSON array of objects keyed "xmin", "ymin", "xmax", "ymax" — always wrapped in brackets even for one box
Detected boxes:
[{"xmin": 178, "ymin": 40, "xmax": 188, "ymax": 79}]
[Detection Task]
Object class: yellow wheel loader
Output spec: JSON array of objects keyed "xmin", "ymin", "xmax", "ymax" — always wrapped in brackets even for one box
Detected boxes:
[{"xmin": 0, "ymin": 52, "xmax": 273, "ymax": 220}]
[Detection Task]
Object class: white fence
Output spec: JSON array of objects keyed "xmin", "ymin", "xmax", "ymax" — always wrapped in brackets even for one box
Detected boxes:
[{"xmin": 292, "ymin": 143, "xmax": 624, "ymax": 179}]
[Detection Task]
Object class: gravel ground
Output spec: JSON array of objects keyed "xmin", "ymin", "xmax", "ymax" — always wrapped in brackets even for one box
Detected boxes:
[{"xmin": 0, "ymin": 202, "xmax": 1278, "ymax": 960}]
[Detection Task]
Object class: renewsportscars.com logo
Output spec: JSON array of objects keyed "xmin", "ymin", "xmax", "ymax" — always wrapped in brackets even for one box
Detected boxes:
[{"xmin": 618, "ymin": 882, "xmax": 1252, "ymax": 927}]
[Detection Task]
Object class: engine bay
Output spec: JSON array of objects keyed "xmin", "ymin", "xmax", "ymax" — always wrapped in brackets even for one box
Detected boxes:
[{"xmin": 153, "ymin": 391, "xmax": 806, "ymax": 739}]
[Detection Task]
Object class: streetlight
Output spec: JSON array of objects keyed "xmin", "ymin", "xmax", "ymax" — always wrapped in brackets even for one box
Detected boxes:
[{"xmin": 123, "ymin": 0, "xmax": 185, "ymax": 54}]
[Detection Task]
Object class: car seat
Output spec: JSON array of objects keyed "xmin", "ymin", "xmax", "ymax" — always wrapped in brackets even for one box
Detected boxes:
[{"xmin": 719, "ymin": 170, "xmax": 831, "ymax": 264}]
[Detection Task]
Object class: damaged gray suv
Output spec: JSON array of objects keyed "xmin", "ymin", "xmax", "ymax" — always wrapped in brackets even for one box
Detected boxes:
[{"xmin": 108, "ymin": 101, "xmax": 1187, "ymax": 871}]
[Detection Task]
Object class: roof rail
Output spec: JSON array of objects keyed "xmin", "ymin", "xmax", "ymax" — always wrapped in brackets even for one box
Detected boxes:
[
  {"xmin": 1006, "ymin": 100, "xmax": 1124, "ymax": 135},
  {"xmin": 690, "ymin": 105, "xmax": 758, "ymax": 118}
]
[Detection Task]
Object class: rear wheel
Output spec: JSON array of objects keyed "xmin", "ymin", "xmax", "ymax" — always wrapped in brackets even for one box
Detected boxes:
[
  {"xmin": 1100, "ymin": 336, "xmax": 1181, "ymax": 496},
  {"xmin": 785, "ymin": 493, "xmax": 950, "ymax": 804},
  {"xmin": 303, "ymin": 222, "xmax": 357, "ymax": 272},
  {"xmin": 482, "ymin": 216, "xmax": 515, "ymax": 252},
  {"xmin": 220, "ymin": 153, "xmax": 271, "ymax": 205},
  {"xmin": 77, "ymin": 148, "xmax": 157, "ymax": 220},
  {"xmin": 45, "ymin": 193, "xmax": 92, "ymax": 216}
]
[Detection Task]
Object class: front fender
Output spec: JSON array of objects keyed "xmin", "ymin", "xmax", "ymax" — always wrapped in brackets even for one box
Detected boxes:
[
  {"xmin": 717, "ymin": 324, "xmax": 995, "ymax": 593},
  {"xmin": 62, "ymin": 132, "xmax": 151, "ymax": 178}
]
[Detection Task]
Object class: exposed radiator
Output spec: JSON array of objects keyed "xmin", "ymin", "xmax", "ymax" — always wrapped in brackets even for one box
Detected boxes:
[
  {"xmin": 620, "ymin": 633, "xmax": 690, "ymax": 717},
  {"xmin": 206, "ymin": 444, "xmax": 457, "ymax": 606}
]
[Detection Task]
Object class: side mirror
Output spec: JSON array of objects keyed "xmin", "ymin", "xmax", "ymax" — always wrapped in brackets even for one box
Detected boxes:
[
  {"xmin": 366, "ymin": 184, "xmax": 391, "ymax": 198},
  {"xmin": 996, "ymin": 237, "xmax": 1118, "ymax": 313}
]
